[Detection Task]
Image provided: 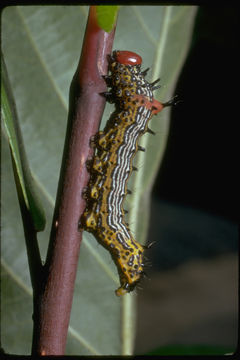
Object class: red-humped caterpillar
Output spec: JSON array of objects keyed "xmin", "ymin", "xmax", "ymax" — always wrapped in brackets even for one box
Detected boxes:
[{"xmin": 79, "ymin": 50, "xmax": 175, "ymax": 296}]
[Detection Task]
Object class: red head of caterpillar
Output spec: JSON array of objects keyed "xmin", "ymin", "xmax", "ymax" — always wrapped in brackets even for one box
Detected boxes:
[
  {"xmin": 114, "ymin": 50, "xmax": 142, "ymax": 66},
  {"xmin": 79, "ymin": 50, "xmax": 175, "ymax": 296}
]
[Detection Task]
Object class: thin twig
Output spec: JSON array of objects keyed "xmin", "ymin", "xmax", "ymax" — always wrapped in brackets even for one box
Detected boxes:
[{"xmin": 32, "ymin": 7, "xmax": 116, "ymax": 355}]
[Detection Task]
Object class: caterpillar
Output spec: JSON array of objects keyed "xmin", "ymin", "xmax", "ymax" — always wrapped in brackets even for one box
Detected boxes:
[{"xmin": 79, "ymin": 50, "xmax": 175, "ymax": 296}]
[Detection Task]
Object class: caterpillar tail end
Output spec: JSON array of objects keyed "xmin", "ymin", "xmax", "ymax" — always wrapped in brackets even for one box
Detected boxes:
[
  {"xmin": 115, "ymin": 286, "xmax": 128, "ymax": 297},
  {"xmin": 115, "ymin": 281, "xmax": 134, "ymax": 296}
]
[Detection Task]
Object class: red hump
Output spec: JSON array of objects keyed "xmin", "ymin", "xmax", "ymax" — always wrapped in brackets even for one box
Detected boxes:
[{"xmin": 114, "ymin": 51, "xmax": 142, "ymax": 65}]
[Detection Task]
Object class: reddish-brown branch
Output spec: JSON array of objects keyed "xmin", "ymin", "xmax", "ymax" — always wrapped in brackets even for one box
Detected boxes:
[{"xmin": 32, "ymin": 7, "xmax": 116, "ymax": 355}]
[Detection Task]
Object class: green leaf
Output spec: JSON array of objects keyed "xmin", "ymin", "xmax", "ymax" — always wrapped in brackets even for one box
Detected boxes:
[
  {"xmin": 1, "ymin": 57, "xmax": 46, "ymax": 232},
  {"xmin": 96, "ymin": 5, "xmax": 119, "ymax": 32},
  {"xmin": 1, "ymin": 5, "xmax": 197, "ymax": 355}
]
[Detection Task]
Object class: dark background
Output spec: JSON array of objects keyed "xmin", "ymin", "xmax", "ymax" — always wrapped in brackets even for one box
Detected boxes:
[
  {"xmin": 135, "ymin": 7, "xmax": 238, "ymax": 354},
  {"xmin": 155, "ymin": 6, "xmax": 238, "ymax": 222},
  {"xmin": 149, "ymin": 6, "xmax": 238, "ymax": 270}
]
